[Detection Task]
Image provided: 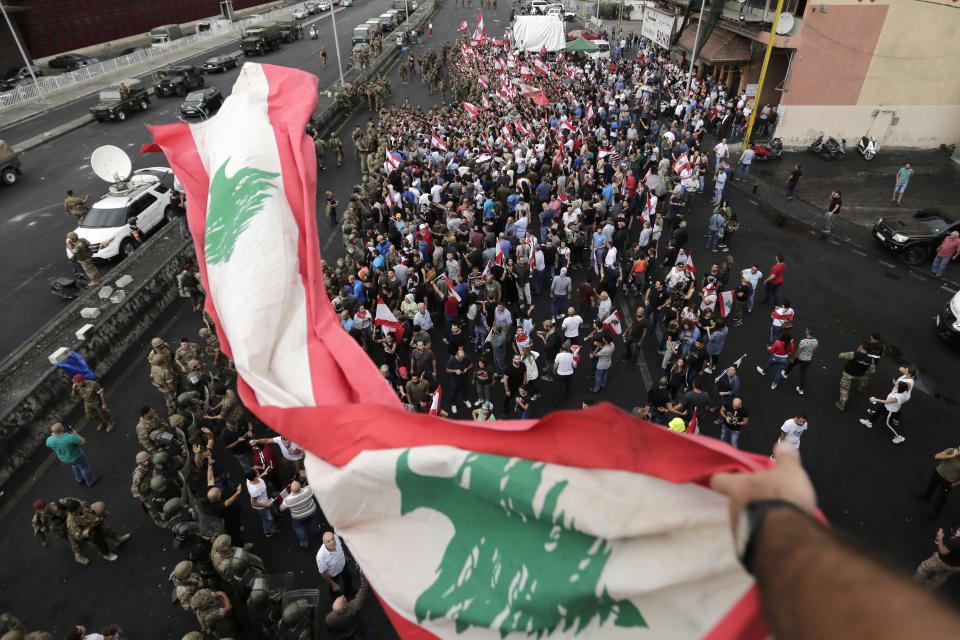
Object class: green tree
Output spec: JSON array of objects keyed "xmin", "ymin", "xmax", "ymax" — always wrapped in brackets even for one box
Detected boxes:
[
  {"xmin": 396, "ymin": 450, "xmax": 646, "ymax": 637},
  {"xmin": 204, "ymin": 158, "xmax": 280, "ymax": 265}
]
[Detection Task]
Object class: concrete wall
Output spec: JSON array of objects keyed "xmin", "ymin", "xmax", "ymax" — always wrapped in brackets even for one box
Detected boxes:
[{"xmin": 0, "ymin": 232, "xmax": 194, "ymax": 488}]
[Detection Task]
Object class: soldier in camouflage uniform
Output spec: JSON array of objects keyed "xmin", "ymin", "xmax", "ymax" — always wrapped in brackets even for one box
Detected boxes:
[
  {"xmin": 65, "ymin": 232, "xmax": 101, "ymax": 286},
  {"xmin": 211, "ymin": 534, "xmax": 239, "ymax": 581},
  {"xmin": 70, "ymin": 375, "xmax": 116, "ymax": 432},
  {"xmin": 171, "ymin": 560, "xmax": 204, "ymax": 611},
  {"xmin": 175, "ymin": 337, "xmax": 204, "ymax": 373},
  {"xmin": 65, "ymin": 499, "xmax": 126, "ymax": 564},
  {"xmin": 132, "ymin": 451, "xmax": 167, "ymax": 527},
  {"xmin": 353, "ymin": 126, "xmax": 368, "ymax": 175},
  {"xmin": 148, "ymin": 337, "xmax": 176, "ymax": 371},
  {"xmin": 151, "ymin": 354, "xmax": 179, "ymax": 415},
  {"xmin": 328, "ymin": 132, "xmax": 343, "ymax": 167},
  {"xmin": 439, "ymin": 77, "xmax": 447, "ymax": 103},
  {"xmin": 31, "ymin": 498, "xmax": 75, "ymax": 552},
  {"xmin": 136, "ymin": 405, "xmax": 167, "ymax": 452},
  {"xmin": 63, "ymin": 190, "xmax": 90, "ymax": 225},
  {"xmin": 190, "ymin": 589, "xmax": 238, "ymax": 639},
  {"xmin": 835, "ymin": 342, "xmax": 874, "ymax": 412}
]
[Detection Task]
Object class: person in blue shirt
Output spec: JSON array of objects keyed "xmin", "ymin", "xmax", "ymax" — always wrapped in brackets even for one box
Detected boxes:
[
  {"xmin": 506, "ymin": 190, "xmax": 521, "ymax": 213},
  {"xmin": 370, "ymin": 250, "xmax": 385, "ymax": 274},
  {"xmin": 339, "ymin": 309, "xmax": 355, "ymax": 332},
  {"xmin": 601, "ymin": 183, "xmax": 614, "ymax": 207},
  {"xmin": 536, "ymin": 180, "xmax": 552, "ymax": 209},
  {"xmin": 712, "ymin": 365, "xmax": 740, "ymax": 412}
]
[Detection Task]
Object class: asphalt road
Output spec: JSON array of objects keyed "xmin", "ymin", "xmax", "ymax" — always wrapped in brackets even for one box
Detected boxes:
[
  {"xmin": 2, "ymin": 3, "xmax": 960, "ymax": 639},
  {"xmin": 0, "ymin": 0, "xmax": 396, "ymax": 360}
]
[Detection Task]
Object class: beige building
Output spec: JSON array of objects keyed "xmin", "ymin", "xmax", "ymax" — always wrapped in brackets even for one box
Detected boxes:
[{"xmin": 661, "ymin": 0, "xmax": 960, "ymax": 149}]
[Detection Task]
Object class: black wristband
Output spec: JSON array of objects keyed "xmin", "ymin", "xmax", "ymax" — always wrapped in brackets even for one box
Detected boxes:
[{"xmin": 736, "ymin": 499, "xmax": 806, "ymax": 574}]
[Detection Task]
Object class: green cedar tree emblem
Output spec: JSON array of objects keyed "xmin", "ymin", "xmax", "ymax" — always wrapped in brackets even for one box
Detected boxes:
[
  {"xmin": 204, "ymin": 158, "xmax": 280, "ymax": 265},
  {"xmin": 396, "ymin": 450, "xmax": 647, "ymax": 637}
]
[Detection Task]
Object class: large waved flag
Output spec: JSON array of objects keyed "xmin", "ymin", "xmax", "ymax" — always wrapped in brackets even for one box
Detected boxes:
[
  {"xmin": 385, "ymin": 149, "xmax": 403, "ymax": 170},
  {"xmin": 430, "ymin": 134, "xmax": 447, "ymax": 151},
  {"xmin": 150, "ymin": 62, "xmax": 775, "ymax": 640},
  {"xmin": 461, "ymin": 101, "xmax": 479, "ymax": 119},
  {"xmin": 375, "ymin": 296, "xmax": 404, "ymax": 339}
]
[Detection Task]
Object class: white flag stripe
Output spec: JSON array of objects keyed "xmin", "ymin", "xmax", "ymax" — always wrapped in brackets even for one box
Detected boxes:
[
  {"xmin": 305, "ymin": 446, "xmax": 753, "ymax": 640},
  {"xmin": 189, "ymin": 64, "xmax": 313, "ymax": 408}
]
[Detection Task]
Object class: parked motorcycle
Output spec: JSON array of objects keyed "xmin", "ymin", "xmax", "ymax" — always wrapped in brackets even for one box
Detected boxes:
[
  {"xmin": 750, "ymin": 138, "xmax": 783, "ymax": 162},
  {"xmin": 808, "ymin": 135, "xmax": 846, "ymax": 160},
  {"xmin": 50, "ymin": 264, "xmax": 89, "ymax": 300},
  {"xmin": 309, "ymin": 26, "xmax": 318, "ymax": 39},
  {"xmin": 857, "ymin": 135, "xmax": 878, "ymax": 160}
]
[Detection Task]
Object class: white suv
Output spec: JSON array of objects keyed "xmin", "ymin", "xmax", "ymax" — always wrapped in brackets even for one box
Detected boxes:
[{"xmin": 68, "ymin": 171, "xmax": 174, "ymax": 260}]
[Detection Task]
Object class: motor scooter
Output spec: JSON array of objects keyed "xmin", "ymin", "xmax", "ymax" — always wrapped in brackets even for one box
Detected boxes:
[
  {"xmin": 750, "ymin": 138, "xmax": 783, "ymax": 162},
  {"xmin": 857, "ymin": 135, "xmax": 877, "ymax": 160},
  {"xmin": 49, "ymin": 264, "xmax": 89, "ymax": 300},
  {"xmin": 309, "ymin": 26, "xmax": 318, "ymax": 39},
  {"xmin": 808, "ymin": 134, "xmax": 846, "ymax": 160}
]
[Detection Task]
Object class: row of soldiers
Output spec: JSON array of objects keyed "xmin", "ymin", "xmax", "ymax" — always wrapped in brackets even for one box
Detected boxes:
[
  {"xmin": 334, "ymin": 73, "xmax": 392, "ymax": 116},
  {"xmin": 148, "ymin": 322, "xmax": 229, "ymax": 416},
  {"xmin": 32, "ymin": 497, "xmax": 130, "ymax": 565}
]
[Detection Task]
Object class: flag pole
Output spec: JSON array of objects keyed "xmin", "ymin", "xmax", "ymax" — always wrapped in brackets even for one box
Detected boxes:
[
  {"xmin": 742, "ymin": 0, "xmax": 784, "ymax": 150},
  {"xmin": 329, "ymin": 4, "xmax": 345, "ymax": 87}
]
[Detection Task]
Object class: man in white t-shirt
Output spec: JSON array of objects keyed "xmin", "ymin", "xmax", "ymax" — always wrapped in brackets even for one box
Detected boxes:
[
  {"xmin": 552, "ymin": 342, "xmax": 577, "ymax": 407},
  {"xmin": 778, "ymin": 413, "xmax": 808, "ymax": 451},
  {"xmin": 861, "ymin": 380, "xmax": 911, "ymax": 444},
  {"xmin": 713, "ymin": 139, "xmax": 728, "ymax": 173},
  {"xmin": 252, "ymin": 435, "xmax": 305, "ymax": 484},
  {"xmin": 316, "ymin": 531, "xmax": 352, "ymax": 596},
  {"xmin": 245, "ymin": 469, "xmax": 278, "ymax": 537},
  {"xmin": 561, "ymin": 307, "xmax": 583, "ymax": 346}
]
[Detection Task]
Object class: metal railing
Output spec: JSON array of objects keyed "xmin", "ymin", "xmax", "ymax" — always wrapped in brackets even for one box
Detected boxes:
[{"xmin": 0, "ymin": 8, "xmax": 296, "ymax": 111}]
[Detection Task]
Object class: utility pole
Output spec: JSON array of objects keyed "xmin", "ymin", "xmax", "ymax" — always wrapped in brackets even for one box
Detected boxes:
[
  {"xmin": 742, "ymin": 0, "xmax": 784, "ymax": 149},
  {"xmin": 0, "ymin": 1, "xmax": 43, "ymax": 99},
  {"xmin": 685, "ymin": 1, "xmax": 706, "ymax": 95},
  {"xmin": 329, "ymin": 5, "xmax": 345, "ymax": 87}
]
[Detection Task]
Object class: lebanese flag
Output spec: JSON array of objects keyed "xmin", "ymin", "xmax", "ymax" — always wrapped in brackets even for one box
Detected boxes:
[
  {"xmin": 719, "ymin": 290, "xmax": 735, "ymax": 318},
  {"xmin": 598, "ymin": 148, "xmax": 616, "ymax": 158},
  {"xmin": 478, "ymin": 74, "xmax": 489, "ymax": 88},
  {"xmin": 431, "ymin": 134, "xmax": 447, "ymax": 151},
  {"xmin": 494, "ymin": 240, "xmax": 503, "ymax": 265},
  {"xmin": 461, "ymin": 101, "xmax": 479, "ymax": 119},
  {"xmin": 149, "ymin": 62, "xmax": 772, "ymax": 640},
  {"xmin": 457, "ymin": 19, "xmax": 468, "ymax": 32},
  {"xmin": 560, "ymin": 120, "xmax": 576, "ymax": 134},
  {"xmin": 733, "ymin": 353, "xmax": 748, "ymax": 368},
  {"xmin": 643, "ymin": 191, "xmax": 653, "ymax": 222},
  {"xmin": 443, "ymin": 274, "xmax": 461, "ymax": 302},
  {"xmin": 494, "ymin": 58, "xmax": 505, "ymax": 73},
  {"xmin": 476, "ymin": 10, "xmax": 485, "ymax": 38},
  {"xmin": 520, "ymin": 65, "xmax": 535, "ymax": 78},
  {"xmin": 688, "ymin": 408, "xmax": 699, "ymax": 435},
  {"xmin": 481, "ymin": 93, "xmax": 490, "ymax": 109},
  {"xmin": 502, "ymin": 125, "xmax": 513, "ymax": 146},
  {"xmin": 515, "ymin": 331, "xmax": 531, "ymax": 352},
  {"xmin": 586, "ymin": 102, "xmax": 595, "ymax": 122},
  {"xmin": 673, "ymin": 153, "xmax": 691, "ymax": 175},
  {"xmin": 374, "ymin": 297, "xmax": 404, "ymax": 339},
  {"xmin": 385, "ymin": 149, "xmax": 402, "ymax": 170},
  {"xmin": 601, "ymin": 310, "xmax": 623, "ymax": 335},
  {"xmin": 534, "ymin": 56, "xmax": 549, "ymax": 75},
  {"xmin": 685, "ymin": 251, "xmax": 697, "ymax": 273},
  {"xmin": 514, "ymin": 120, "xmax": 531, "ymax": 137},
  {"xmin": 428, "ymin": 386, "xmax": 442, "ymax": 415}
]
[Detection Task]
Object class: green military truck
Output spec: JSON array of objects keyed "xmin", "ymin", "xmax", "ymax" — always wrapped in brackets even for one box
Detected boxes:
[
  {"xmin": 272, "ymin": 19, "xmax": 303, "ymax": 43},
  {"xmin": 0, "ymin": 139, "xmax": 22, "ymax": 185},
  {"xmin": 151, "ymin": 65, "xmax": 204, "ymax": 97},
  {"xmin": 90, "ymin": 78, "xmax": 151, "ymax": 122},
  {"xmin": 352, "ymin": 24, "xmax": 372, "ymax": 46},
  {"xmin": 242, "ymin": 23, "xmax": 284, "ymax": 56}
]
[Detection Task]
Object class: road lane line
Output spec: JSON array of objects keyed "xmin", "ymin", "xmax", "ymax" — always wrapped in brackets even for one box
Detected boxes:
[{"xmin": 878, "ymin": 260, "xmax": 897, "ymax": 268}]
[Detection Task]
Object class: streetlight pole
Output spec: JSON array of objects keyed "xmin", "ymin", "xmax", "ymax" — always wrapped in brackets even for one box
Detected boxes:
[
  {"xmin": 0, "ymin": 1, "xmax": 43, "ymax": 98},
  {"xmin": 329, "ymin": 5, "xmax": 345, "ymax": 87},
  {"xmin": 742, "ymin": 0, "xmax": 784, "ymax": 149},
  {"xmin": 685, "ymin": 1, "xmax": 705, "ymax": 95}
]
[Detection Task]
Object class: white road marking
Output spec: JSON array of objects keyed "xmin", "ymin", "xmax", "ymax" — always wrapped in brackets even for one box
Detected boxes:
[
  {"xmin": 942, "ymin": 284, "xmax": 957, "ymax": 294},
  {"xmin": 7, "ymin": 202, "xmax": 59, "ymax": 224},
  {"xmin": 878, "ymin": 260, "xmax": 896, "ymax": 268},
  {"xmin": 851, "ymin": 249, "xmax": 867, "ymax": 256}
]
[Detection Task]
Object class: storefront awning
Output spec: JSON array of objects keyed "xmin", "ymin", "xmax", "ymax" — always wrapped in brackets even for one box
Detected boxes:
[{"xmin": 677, "ymin": 23, "xmax": 752, "ymax": 64}]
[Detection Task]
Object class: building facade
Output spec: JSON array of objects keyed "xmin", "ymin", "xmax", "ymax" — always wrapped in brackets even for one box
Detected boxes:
[
  {"xmin": 3, "ymin": 0, "xmax": 265, "ymax": 59},
  {"xmin": 655, "ymin": 0, "xmax": 960, "ymax": 149}
]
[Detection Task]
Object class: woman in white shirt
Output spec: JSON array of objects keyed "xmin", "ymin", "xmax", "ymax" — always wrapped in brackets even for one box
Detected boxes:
[{"xmin": 862, "ymin": 380, "xmax": 911, "ymax": 444}]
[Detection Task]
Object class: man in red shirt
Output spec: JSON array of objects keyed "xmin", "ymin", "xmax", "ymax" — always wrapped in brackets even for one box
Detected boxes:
[
  {"xmin": 932, "ymin": 231, "xmax": 960, "ymax": 277},
  {"xmin": 762, "ymin": 254, "xmax": 786, "ymax": 306}
]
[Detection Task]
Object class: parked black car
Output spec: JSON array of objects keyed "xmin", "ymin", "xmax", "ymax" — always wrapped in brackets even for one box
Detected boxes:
[
  {"xmin": 202, "ymin": 55, "xmax": 239, "ymax": 73},
  {"xmin": 49, "ymin": 53, "xmax": 88, "ymax": 69},
  {"xmin": 872, "ymin": 207, "xmax": 960, "ymax": 265},
  {"xmin": 180, "ymin": 87, "xmax": 224, "ymax": 118}
]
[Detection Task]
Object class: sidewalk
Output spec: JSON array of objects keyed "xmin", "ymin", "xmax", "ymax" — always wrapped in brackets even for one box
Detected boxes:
[{"xmin": 727, "ymin": 141, "xmax": 960, "ymax": 286}]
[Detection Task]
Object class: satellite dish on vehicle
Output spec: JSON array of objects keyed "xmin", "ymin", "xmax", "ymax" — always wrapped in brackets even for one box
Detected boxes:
[
  {"xmin": 91, "ymin": 145, "xmax": 132, "ymax": 186},
  {"xmin": 776, "ymin": 13, "xmax": 795, "ymax": 35}
]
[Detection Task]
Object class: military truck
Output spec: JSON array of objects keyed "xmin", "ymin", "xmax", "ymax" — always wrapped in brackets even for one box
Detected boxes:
[
  {"xmin": 150, "ymin": 24, "xmax": 184, "ymax": 46},
  {"xmin": 272, "ymin": 19, "xmax": 303, "ymax": 43},
  {"xmin": 151, "ymin": 65, "xmax": 204, "ymax": 97},
  {"xmin": 391, "ymin": 0, "xmax": 417, "ymax": 17},
  {"xmin": 242, "ymin": 23, "xmax": 284, "ymax": 56},
  {"xmin": 90, "ymin": 78, "xmax": 150, "ymax": 122},
  {"xmin": 0, "ymin": 139, "xmax": 22, "ymax": 185},
  {"xmin": 351, "ymin": 24, "xmax": 371, "ymax": 46}
]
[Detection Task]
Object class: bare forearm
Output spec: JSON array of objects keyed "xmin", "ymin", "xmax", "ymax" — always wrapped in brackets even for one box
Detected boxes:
[{"xmin": 754, "ymin": 508, "xmax": 960, "ymax": 640}]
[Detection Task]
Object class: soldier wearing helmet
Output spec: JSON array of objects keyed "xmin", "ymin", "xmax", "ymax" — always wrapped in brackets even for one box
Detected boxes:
[
  {"xmin": 64, "ymin": 499, "xmax": 128, "ymax": 564},
  {"xmin": 65, "ymin": 231, "xmax": 101, "ymax": 286},
  {"xmin": 150, "ymin": 354, "xmax": 179, "ymax": 415},
  {"xmin": 131, "ymin": 451, "xmax": 166, "ymax": 528},
  {"xmin": 279, "ymin": 599, "xmax": 313, "ymax": 638}
]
